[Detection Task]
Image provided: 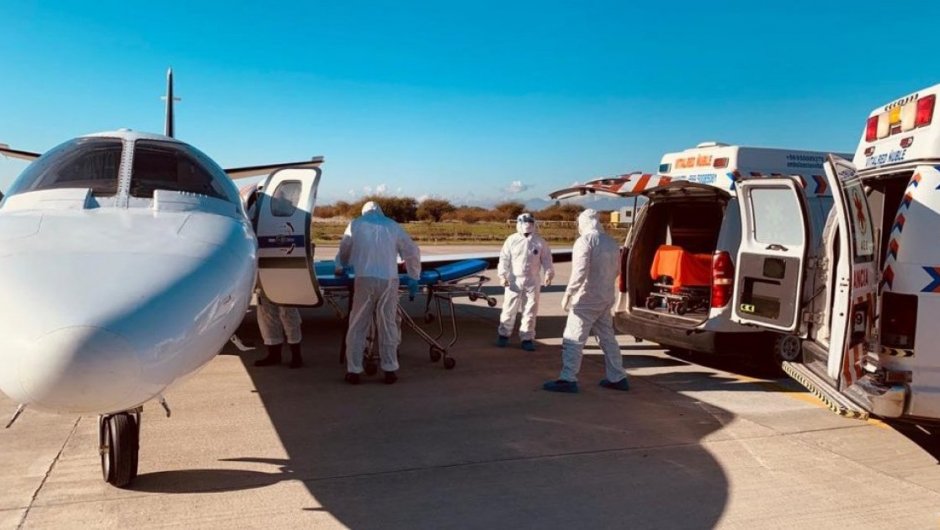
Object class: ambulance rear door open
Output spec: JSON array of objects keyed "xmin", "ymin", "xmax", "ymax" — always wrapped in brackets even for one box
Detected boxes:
[
  {"xmin": 732, "ymin": 155, "xmax": 878, "ymax": 392},
  {"xmin": 255, "ymin": 167, "xmax": 324, "ymax": 307}
]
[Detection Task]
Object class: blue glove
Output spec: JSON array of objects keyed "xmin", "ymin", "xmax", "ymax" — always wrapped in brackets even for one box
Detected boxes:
[{"xmin": 407, "ymin": 278, "xmax": 419, "ymax": 301}]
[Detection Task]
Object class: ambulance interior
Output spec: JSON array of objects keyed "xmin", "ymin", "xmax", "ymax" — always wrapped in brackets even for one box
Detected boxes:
[
  {"xmin": 865, "ymin": 172, "xmax": 916, "ymax": 353},
  {"xmin": 627, "ymin": 195, "xmax": 727, "ymax": 322},
  {"xmin": 805, "ymin": 170, "xmax": 912, "ymax": 366}
]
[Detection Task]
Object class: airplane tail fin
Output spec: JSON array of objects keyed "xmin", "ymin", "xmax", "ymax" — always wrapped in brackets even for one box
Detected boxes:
[{"xmin": 164, "ymin": 68, "xmax": 175, "ymax": 138}]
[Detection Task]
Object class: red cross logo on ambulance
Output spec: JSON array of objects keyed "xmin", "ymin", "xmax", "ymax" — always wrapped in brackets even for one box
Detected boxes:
[{"xmin": 852, "ymin": 192, "xmax": 868, "ymax": 235}]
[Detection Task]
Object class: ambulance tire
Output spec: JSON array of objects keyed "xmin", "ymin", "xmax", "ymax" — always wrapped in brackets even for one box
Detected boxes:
[{"xmin": 773, "ymin": 334, "xmax": 802, "ymax": 364}]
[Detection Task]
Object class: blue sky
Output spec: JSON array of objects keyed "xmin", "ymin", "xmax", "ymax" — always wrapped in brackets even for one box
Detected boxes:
[{"xmin": 1, "ymin": 1, "xmax": 939, "ymax": 206}]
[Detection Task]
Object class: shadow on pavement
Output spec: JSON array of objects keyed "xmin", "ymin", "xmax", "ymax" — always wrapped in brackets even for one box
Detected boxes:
[
  {"xmin": 131, "ymin": 468, "xmax": 287, "ymax": 494},
  {"xmin": 887, "ymin": 420, "xmax": 940, "ymax": 463},
  {"xmin": 150, "ymin": 291, "xmax": 737, "ymax": 529}
]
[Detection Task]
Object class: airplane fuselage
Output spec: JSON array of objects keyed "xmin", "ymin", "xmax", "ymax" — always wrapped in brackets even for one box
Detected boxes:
[{"xmin": 0, "ymin": 131, "xmax": 257, "ymax": 415}]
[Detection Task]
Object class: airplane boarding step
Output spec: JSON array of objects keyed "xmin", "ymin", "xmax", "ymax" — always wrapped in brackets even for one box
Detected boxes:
[{"xmin": 782, "ymin": 361, "xmax": 869, "ymax": 421}]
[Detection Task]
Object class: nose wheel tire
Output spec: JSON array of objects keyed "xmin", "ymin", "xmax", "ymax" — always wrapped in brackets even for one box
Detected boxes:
[{"xmin": 100, "ymin": 412, "xmax": 139, "ymax": 488}]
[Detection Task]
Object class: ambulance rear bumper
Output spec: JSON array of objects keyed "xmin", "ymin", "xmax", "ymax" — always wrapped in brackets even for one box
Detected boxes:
[{"xmin": 614, "ymin": 311, "xmax": 768, "ymax": 354}]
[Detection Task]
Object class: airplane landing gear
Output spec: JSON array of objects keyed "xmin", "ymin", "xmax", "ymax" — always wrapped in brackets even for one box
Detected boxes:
[{"xmin": 99, "ymin": 409, "xmax": 140, "ymax": 488}]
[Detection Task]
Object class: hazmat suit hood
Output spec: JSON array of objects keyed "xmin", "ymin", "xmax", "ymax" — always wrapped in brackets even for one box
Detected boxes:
[
  {"xmin": 577, "ymin": 209, "xmax": 603, "ymax": 236},
  {"xmin": 361, "ymin": 201, "xmax": 384, "ymax": 216},
  {"xmin": 516, "ymin": 212, "xmax": 537, "ymax": 236}
]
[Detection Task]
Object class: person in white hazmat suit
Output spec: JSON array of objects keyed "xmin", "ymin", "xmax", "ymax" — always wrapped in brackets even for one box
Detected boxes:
[
  {"xmin": 543, "ymin": 209, "xmax": 628, "ymax": 393},
  {"xmin": 336, "ymin": 201, "xmax": 421, "ymax": 385},
  {"xmin": 244, "ymin": 183, "xmax": 304, "ymax": 369},
  {"xmin": 497, "ymin": 212, "xmax": 554, "ymax": 351}
]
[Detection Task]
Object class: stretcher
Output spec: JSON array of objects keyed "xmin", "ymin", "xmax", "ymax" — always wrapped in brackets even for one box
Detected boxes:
[
  {"xmin": 315, "ymin": 258, "xmax": 497, "ymax": 373},
  {"xmin": 646, "ymin": 245, "xmax": 712, "ymax": 316}
]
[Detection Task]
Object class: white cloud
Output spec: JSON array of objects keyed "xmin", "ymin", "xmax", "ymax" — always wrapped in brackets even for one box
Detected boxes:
[
  {"xmin": 417, "ymin": 194, "xmax": 430, "ymax": 203},
  {"xmin": 505, "ymin": 180, "xmax": 530, "ymax": 194},
  {"xmin": 375, "ymin": 183, "xmax": 388, "ymax": 195}
]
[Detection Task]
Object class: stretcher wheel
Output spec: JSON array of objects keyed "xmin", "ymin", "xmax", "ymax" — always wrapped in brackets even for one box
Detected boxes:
[
  {"xmin": 487, "ymin": 298, "xmax": 497, "ymax": 307},
  {"xmin": 469, "ymin": 293, "xmax": 478, "ymax": 301},
  {"xmin": 424, "ymin": 312, "xmax": 435, "ymax": 324},
  {"xmin": 646, "ymin": 297, "xmax": 658, "ymax": 310},
  {"xmin": 675, "ymin": 302, "xmax": 687, "ymax": 316},
  {"xmin": 443, "ymin": 357, "xmax": 456, "ymax": 370},
  {"xmin": 429, "ymin": 346, "xmax": 443, "ymax": 363},
  {"xmin": 364, "ymin": 361, "xmax": 378, "ymax": 376}
]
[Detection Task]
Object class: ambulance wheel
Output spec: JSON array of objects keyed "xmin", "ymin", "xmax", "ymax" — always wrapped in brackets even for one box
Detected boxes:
[
  {"xmin": 429, "ymin": 346, "xmax": 443, "ymax": 363},
  {"xmin": 646, "ymin": 297, "xmax": 657, "ymax": 310},
  {"xmin": 675, "ymin": 302, "xmax": 687, "ymax": 316},
  {"xmin": 101, "ymin": 413, "xmax": 139, "ymax": 488},
  {"xmin": 364, "ymin": 361, "xmax": 378, "ymax": 376},
  {"xmin": 443, "ymin": 357, "xmax": 456, "ymax": 370},
  {"xmin": 424, "ymin": 312, "xmax": 435, "ymax": 324},
  {"xmin": 773, "ymin": 334, "xmax": 802, "ymax": 364},
  {"xmin": 487, "ymin": 298, "xmax": 497, "ymax": 307}
]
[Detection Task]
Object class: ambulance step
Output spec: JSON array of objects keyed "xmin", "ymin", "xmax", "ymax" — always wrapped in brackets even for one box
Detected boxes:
[{"xmin": 781, "ymin": 362, "xmax": 869, "ymax": 421}]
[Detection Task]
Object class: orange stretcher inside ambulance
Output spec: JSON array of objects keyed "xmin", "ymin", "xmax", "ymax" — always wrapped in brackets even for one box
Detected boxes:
[{"xmin": 733, "ymin": 84, "xmax": 940, "ymax": 423}]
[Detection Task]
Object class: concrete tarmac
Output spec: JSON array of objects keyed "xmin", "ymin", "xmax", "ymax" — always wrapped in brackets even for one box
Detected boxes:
[{"xmin": 2, "ymin": 256, "xmax": 940, "ymax": 529}]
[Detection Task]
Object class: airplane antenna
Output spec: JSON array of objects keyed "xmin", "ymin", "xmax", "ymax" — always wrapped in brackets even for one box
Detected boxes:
[{"xmin": 161, "ymin": 68, "xmax": 181, "ymax": 138}]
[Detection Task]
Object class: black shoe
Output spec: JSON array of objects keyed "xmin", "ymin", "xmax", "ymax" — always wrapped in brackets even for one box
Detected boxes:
[
  {"xmin": 384, "ymin": 371, "xmax": 398, "ymax": 385},
  {"xmin": 254, "ymin": 345, "xmax": 282, "ymax": 367},
  {"xmin": 345, "ymin": 372, "xmax": 361, "ymax": 385},
  {"xmin": 288, "ymin": 343, "xmax": 304, "ymax": 369}
]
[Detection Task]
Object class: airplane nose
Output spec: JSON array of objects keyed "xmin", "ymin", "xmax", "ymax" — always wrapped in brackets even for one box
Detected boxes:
[{"xmin": 16, "ymin": 326, "xmax": 143, "ymax": 414}]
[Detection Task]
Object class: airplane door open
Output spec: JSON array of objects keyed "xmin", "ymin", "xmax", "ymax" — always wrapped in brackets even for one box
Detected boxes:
[
  {"xmin": 731, "ymin": 177, "xmax": 810, "ymax": 332},
  {"xmin": 822, "ymin": 156, "xmax": 877, "ymax": 387},
  {"xmin": 255, "ymin": 167, "xmax": 323, "ymax": 307}
]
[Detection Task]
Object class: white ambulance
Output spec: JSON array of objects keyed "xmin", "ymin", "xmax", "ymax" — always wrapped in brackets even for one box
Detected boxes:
[
  {"xmin": 550, "ymin": 143, "xmax": 847, "ymax": 358},
  {"xmin": 732, "ymin": 85, "xmax": 940, "ymax": 422}
]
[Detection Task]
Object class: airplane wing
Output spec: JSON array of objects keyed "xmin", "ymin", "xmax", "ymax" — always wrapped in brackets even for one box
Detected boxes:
[
  {"xmin": 225, "ymin": 156, "xmax": 325, "ymax": 180},
  {"xmin": 0, "ymin": 144, "xmax": 41, "ymax": 162}
]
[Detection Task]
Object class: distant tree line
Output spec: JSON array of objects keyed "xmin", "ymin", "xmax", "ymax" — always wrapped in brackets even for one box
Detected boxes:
[{"xmin": 315, "ymin": 197, "xmax": 586, "ymax": 224}]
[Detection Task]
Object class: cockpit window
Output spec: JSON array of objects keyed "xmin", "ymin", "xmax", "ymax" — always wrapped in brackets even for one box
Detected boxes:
[
  {"xmin": 5, "ymin": 137, "xmax": 122, "ymax": 197},
  {"xmin": 130, "ymin": 140, "xmax": 233, "ymax": 201}
]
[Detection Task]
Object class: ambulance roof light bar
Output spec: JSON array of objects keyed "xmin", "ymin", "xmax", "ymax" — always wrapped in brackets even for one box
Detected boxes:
[{"xmin": 866, "ymin": 94, "xmax": 935, "ymax": 142}]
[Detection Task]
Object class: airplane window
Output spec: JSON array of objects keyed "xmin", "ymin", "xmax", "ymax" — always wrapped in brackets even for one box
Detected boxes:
[
  {"xmin": 6, "ymin": 138, "xmax": 122, "ymax": 196},
  {"xmin": 130, "ymin": 141, "xmax": 232, "ymax": 201},
  {"xmin": 270, "ymin": 181, "xmax": 302, "ymax": 217}
]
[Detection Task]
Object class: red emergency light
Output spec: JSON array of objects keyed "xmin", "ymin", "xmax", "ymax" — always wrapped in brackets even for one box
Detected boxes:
[
  {"xmin": 865, "ymin": 116, "xmax": 879, "ymax": 142},
  {"xmin": 916, "ymin": 95, "xmax": 935, "ymax": 128}
]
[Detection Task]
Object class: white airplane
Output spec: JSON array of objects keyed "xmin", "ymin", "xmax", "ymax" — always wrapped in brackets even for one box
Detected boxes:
[{"xmin": 0, "ymin": 70, "xmax": 326, "ymax": 487}]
